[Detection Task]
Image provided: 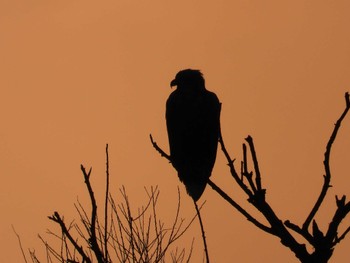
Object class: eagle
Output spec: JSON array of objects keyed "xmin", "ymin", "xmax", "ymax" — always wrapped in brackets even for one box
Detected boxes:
[{"xmin": 166, "ymin": 69, "xmax": 221, "ymax": 201}]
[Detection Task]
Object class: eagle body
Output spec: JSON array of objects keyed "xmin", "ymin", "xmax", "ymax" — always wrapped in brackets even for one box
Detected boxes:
[{"xmin": 166, "ymin": 69, "xmax": 220, "ymax": 201}]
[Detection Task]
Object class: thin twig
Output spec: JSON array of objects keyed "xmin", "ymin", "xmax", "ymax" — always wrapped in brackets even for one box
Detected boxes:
[
  {"xmin": 104, "ymin": 144, "xmax": 110, "ymax": 261},
  {"xmin": 194, "ymin": 201, "xmax": 210, "ymax": 263},
  {"xmin": 150, "ymin": 134, "xmax": 171, "ymax": 161},
  {"xmin": 245, "ymin": 136, "xmax": 263, "ymax": 192},
  {"xmin": 12, "ymin": 225, "xmax": 29, "ymax": 263},
  {"xmin": 303, "ymin": 92, "xmax": 350, "ymax": 231},
  {"xmin": 218, "ymin": 123, "xmax": 253, "ymax": 198}
]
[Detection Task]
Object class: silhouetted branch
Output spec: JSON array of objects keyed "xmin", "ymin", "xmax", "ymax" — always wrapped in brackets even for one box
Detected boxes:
[
  {"xmin": 207, "ymin": 179, "xmax": 273, "ymax": 234},
  {"xmin": 48, "ymin": 211, "xmax": 91, "ymax": 263},
  {"xmin": 219, "ymin": 132, "xmax": 314, "ymax": 261},
  {"xmin": 194, "ymin": 201, "xmax": 209, "ymax": 263},
  {"xmin": 80, "ymin": 165, "xmax": 105, "ymax": 263},
  {"xmin": 150, "ymin": 134, "xmax": 171, "ymax": 161},
  {"xmin": 245, "ymin": 136, "xmax": 263, "ymax": 192},
  {"xmin": 218, "ymin": 127, "xmax": 253, "ymax": 199},
  {"xmin": 104, "ymin": 144, "xmax": 110, "ymax": 261},
  {"xmin": 303, "ymin": 92, "xmax": 350, "ymax": 231},
  {"xmin": 326, "ymin": 195, "xmax": 350, "ymax": 245},
  {"xmin": 241, "ymin": 143, "xmax": 257, "ymax": 193},
  {"xmin": 335, "ymin": 225, "xmax": 350, "ymax": 244},
  {"xmin": 12, "ymin": 226, "xmax": 29, "ymax": 263}
]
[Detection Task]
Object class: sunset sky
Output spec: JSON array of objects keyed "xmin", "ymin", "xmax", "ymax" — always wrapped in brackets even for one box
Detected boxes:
[{"xmin": 1, "ymin": 1, "xmax": 350, "ymax": 262}]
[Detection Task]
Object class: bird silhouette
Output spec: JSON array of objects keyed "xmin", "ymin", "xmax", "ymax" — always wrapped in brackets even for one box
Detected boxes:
[{"xmin": 166, "ymin": 69, "xmax": 221, "ymax": 201}]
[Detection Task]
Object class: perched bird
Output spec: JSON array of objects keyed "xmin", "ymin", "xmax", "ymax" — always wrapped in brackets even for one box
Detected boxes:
[{"xmin": 166, "ymin": 69, "xmax": 221, "ymax": 201}]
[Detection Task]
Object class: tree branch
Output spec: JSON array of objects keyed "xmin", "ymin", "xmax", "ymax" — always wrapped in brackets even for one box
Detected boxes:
[
  {"xmin": 81, "ymin": 165, "xmax": 106, "ymax": 263},
  {"xmin": 303, "ymin": 92, "xmax": 350, "ymax": 231},
  {"xmin": 245, "ymin": 136, "xmax": 263, "ymax": 193},
  {"xmin": 104, "ymin": 144, "xmax": 110, "ymax": 261},
  {"xmin": 150, "ymin": 134, "xmax": 171, "ymax": 161},
  {"xmin": 194, "ymin": 201, "xmax": 210, "ymax": 263},
  {"xmin": 48, "ymin": 212, "xmax": 91, "ymax": 263},
  {"xmin": 207, "ymin": 179, "xmax": 273, "ymax": 234}
]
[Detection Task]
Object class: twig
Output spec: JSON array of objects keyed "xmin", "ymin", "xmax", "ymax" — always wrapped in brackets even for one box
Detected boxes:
[
  {"xmin": 326, "ymin": 195, "xmax": 350, "ymax": 245},
  {"xmin": 49, "ymin": 212, "xmax": 91, "ymax": 263},
  {"xmin": 242, "ymin": 143, "xmax": 257, "ymax": 193},
  {"xmin": 303, "ymin": 92, "xmax": 350, "ymax": 231},
  {"xmin": 245, "ymin": 136, "xmax": 263, "ymax": 192},
  {"xmin": 218, "ymin": 124, "xmax": 253, "ymax": 198},
  {"xmin": 335, "ymin": 226, "xmax": 350, "ymax": 244},
  {"xmin": 12, "ymin": 225, "xmax": 29, "ymax": 263},
  {"xmin": 150, "ymin": 134, "xmax": 171, "ymax": 161},
  {"xmin": 81, "ymin": 165, "xmax": 105, "ymax": 263},
  {"xmin": 104, "ymin": 144, "xmax": 110, "ymax": 261},
  {"xmin": 194, "ymin": 201, "xmax": 210, "ymax": 263}
]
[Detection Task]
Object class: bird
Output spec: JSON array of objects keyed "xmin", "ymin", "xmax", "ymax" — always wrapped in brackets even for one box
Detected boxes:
[{"xmin": 166, "ymin": 69, "xmax": 221, "ymax": 201}]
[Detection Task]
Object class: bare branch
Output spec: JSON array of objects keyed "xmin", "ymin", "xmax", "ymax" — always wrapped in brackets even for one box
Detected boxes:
[
  {"xmin": 12, "ymin": 226, "xmax": 29, "ymax": 263},
  {"xmin": 242, "ymin": 143, "xmax": 257, "ymax": 193},
  {"xmin": 303, "ymin": 92, "xmax": 350, "ymax": 231},
  {"xmin": 150, "ymin": 134, "xmax": 171, "ymax": 161},
  {"xmin": 245, "ymin": 136, "xmax": 263, "ymax": 192},
  {"xmin": 104, "ymin": 144, "xmax": 110, "ymax": 261},
  {"xmin": 218, "ymin": 125, "xmax": 253, "ymax": 198},
  {"xmin": 207, "ymin": 179, "xmax": 273, "ymax": 234},
  {"xmin": 48, "ymin": 212, "xmax": 91, "ymax": 263},
  {"xmin": 80, "ymin": 165, "xmax": 106, "ymax": 263},
  {"xmin": 194, "ymin": 201, "xmax": 210, "ymax": 263}
]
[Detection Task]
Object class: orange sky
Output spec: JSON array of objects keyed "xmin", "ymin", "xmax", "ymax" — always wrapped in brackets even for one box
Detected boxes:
[{"xmin": 1, "ymin": 1, "xmax": 350, "ymax": 262}]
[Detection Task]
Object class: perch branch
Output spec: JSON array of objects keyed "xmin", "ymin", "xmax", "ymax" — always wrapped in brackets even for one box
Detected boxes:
[
  {"xmin": 207, "ymin": 179, "xmax": 273, "ymax": 234},
  {"xmin": 150, "ymin": 134, "xmax": 171, "ymax": 161}
]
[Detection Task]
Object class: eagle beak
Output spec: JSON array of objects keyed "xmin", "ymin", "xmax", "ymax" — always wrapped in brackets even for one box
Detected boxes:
[{"xmin": 170, "ymin": 79, "xmax": 177, "ymax": 88}]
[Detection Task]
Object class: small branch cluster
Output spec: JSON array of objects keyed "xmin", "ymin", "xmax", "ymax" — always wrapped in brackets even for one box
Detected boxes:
[
  {"xmin": 214, "ymin": 92, "xmax": 350, "ymax": 263},
  {"xmin": 108, "ymin": 186, "xmax": 195, "ymax": 263},
  {"xmin": 25, "ymin": 145, "xmax": 194, "ymax": 263}
]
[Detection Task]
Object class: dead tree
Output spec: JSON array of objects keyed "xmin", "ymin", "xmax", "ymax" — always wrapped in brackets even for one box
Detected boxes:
[{"xmin": 151, "ymin": 92, "xmax": 350, "ymax": 263}]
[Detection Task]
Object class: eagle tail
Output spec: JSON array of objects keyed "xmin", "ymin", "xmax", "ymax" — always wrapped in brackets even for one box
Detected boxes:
[{"xmin": 179, "ymin": 170, "xmax": 210, "ymax": 201}]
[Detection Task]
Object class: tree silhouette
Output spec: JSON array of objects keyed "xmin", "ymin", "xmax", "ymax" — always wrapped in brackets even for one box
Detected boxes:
[
  {"xmin": 151, "ymin": 92, "xmax": 350, "ymax": 263},
  {"xmin": 18, "ymin": 145, "xmax": 195, "ymax": 263}
]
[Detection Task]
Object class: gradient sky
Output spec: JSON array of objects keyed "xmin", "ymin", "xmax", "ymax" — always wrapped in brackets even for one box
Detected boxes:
[{"xmin": 1, "ymin": 1, "xmax": 350, "ymax": 262}]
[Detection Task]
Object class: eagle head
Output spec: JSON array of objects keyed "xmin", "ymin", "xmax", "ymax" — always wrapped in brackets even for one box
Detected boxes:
[{"xmin": 170, "ymin": 69, "xmax": 205, "ymax": 91}]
